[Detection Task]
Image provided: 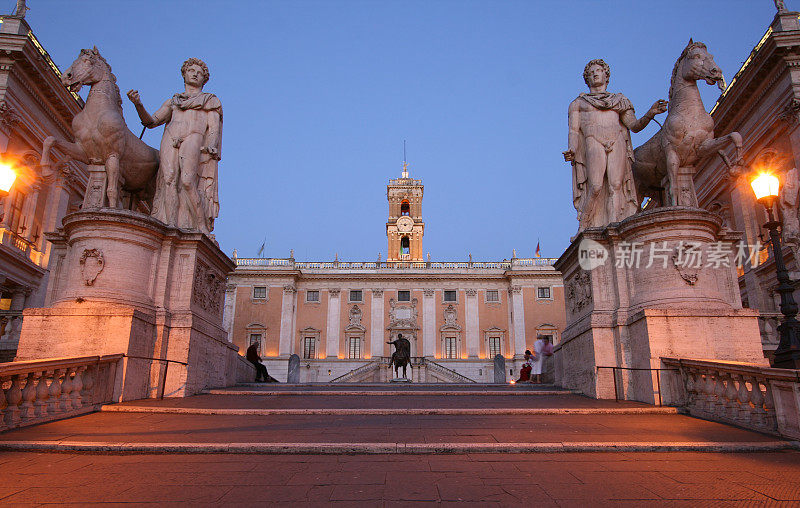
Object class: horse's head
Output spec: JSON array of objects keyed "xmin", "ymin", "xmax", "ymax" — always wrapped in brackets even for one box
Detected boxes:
[
  {"xmin": 62, "ymin": 46, "xmax": 109, "ymax": 93},
  {"xmin": 673, "ymin": 39, "xmax": 726, "ymax": 93}
]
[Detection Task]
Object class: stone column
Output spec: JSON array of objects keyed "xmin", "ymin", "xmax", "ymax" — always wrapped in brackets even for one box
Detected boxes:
[
  {"xmin": 422, "ymin": 289, "xmax": 435, "ymax": 357},
  {"xmin": 222, "ymin": 283, "xmax": 237, "ymax": 343},
  {"xmin": 465, "ymin": 289, "xmax": 479, "ymax": 358},
  {"xmin": 510, "ymin": 285, "xmax": 526, "ymax": 357},
  {"xmin": 326, "ymin": 288, "xmax": 341, "ymax": 358},
  {"xmin": 370, "ymin": 289, "xmax": 384, "ymax": 358},
  {"xmin": 278, "ymin": 284, "xmax": 296, "ymax": 358},
  {"xmin": 40, "ymin": 172, "xmax": 72, "ymax": 267}
]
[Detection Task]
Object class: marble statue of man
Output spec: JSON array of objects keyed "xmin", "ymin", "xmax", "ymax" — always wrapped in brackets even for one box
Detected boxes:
[
  {"xmin": 563, "ymin": 59, "xmax": 667, "ymax": 232},
  {"xmin": 127, "ymin": 58, "xmax": 222, "ymax": 234}
]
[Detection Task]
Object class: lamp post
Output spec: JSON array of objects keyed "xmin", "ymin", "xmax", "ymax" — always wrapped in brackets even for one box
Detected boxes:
[
  {"xmin": 750, "ymin": 172, "xmax": 800, "ymax": 368},
  {"xmin": 0, "ymin": 162, "xmax": 16, "ymax": 197}
]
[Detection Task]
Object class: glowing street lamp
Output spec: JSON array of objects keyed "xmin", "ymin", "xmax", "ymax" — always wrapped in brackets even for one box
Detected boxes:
[
  {"xmin": 0, "ymin": 162, "xmax": 16, "ymax": 196},
  {"xmin": 750, "ymin": 171, "xmax": 800, "ymax": 368}
]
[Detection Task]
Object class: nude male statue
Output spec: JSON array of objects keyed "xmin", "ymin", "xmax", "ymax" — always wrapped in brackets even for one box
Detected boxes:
[
  {"xmin": 563, "ymin": 59, "xmax": 667, "ymax": 232},
  {"xmin": 127, "ymin": 58, "xmax": 222, "ymax": 234}
]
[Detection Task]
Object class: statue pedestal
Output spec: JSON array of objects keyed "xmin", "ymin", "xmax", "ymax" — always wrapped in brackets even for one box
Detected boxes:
[
  {"xmin": 553, "ymin": 207, "xmax": 767, "ymax": 403},
  {"xmin": 16, "ymin": 209, "xmax": 247, "ymax": 401},
  {"xmin": 391, "ymin": 377, "xmax": 411, "ymax": 383}
]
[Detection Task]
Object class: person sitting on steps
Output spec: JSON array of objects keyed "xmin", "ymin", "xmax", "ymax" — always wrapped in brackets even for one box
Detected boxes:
[{"xmin": 246, "ymin": 341, "xmax": 277, "ymax": 383}]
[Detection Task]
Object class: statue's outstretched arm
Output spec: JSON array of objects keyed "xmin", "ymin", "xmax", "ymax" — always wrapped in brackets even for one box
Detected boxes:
[
  {"xmin": 127, "ymin": 90, "xmax": 170, "ymax": 128},
  {"xmin": 625, "ymin": 99, "xmax": 668, "ymax": 133}
]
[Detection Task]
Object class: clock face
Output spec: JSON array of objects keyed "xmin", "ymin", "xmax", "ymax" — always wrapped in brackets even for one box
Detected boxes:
[{"xmin": 397, "ymin": 216, "xmax": 413, "ymax": 232}]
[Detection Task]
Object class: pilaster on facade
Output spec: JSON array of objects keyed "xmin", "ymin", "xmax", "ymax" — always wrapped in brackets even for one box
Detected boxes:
[
  {"xmin": 465, "ymin": 288, "xmax": 479, "ymax": 358},
  {"xmin": 326, "ymin": 288, "xmax": 342, "ymax": 358},
  {"xmin": 422, "ymin": 289, "xmax": 436, "ymax": 357},
  {"xmin": 278, "ymin": 284, "xmax": 296, "ymax": 358},
  {"xmin": 509, "ymin": 285, "xmax": 526, "ymax": 357},
  {"xmin": 370, "ymin": 289, "xmax": 384, "ymax": 358}
]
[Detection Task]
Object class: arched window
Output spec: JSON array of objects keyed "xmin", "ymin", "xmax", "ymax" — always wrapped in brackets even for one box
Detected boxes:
[
  {"xmin": 400, "ymin": 236, "xmax": 410, "ymax": 255},
  {"xmin": 400, "ymin": 200, "xmax": 410, "ymax": 216}
]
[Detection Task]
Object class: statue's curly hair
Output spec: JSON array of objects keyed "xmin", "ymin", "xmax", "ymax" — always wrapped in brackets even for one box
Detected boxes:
[
  {"xmin": 181, "ymin": 57, "xmax": 210, "ymax": 85},
  {"xmin": 583, "ymin": 59, "xmax": 610, "ymax": 87}
]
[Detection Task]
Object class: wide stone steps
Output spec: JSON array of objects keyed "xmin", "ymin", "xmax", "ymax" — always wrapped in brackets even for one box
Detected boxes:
[{"xmin": 0, "ymin": 383, "xmax": 796, "ymax": 454}]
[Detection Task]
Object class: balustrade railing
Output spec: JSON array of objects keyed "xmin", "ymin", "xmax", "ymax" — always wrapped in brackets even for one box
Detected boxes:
[
  {"xmin": 662, "ymin": 357, "xmax": 800, "ymax": 439},
  {"xmin": 234, "ymin": 257, "xmax": 558, "ymax": 270},
  {"xmin": 0, "ymin": 354, "xmax": 122, "ymax": 431},
  {"xmin": 424, "ymin": 359, "xmax": 477, "ymax": 383}
]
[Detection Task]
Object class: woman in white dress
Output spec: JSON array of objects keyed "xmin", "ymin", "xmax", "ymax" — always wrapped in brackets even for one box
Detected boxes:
[{"xmin": 530, "ymin": 336, "xmax": 546, "ymax": 383}]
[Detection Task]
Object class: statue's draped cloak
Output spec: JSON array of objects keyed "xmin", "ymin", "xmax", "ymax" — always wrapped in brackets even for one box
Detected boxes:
[{"xmin": 571, "ymin": 92, "xmax": 638, "ymax": 225}]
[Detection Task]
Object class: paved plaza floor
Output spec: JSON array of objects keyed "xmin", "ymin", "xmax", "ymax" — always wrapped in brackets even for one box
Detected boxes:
[{"xmin": 1, "ymin": 384, "xmax": 798, "ymax": 505}]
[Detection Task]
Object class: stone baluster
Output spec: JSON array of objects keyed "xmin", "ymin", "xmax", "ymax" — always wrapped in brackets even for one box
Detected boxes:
[
  {"xmin": 749, "ymin": 375, "xmax": 767, "ymax": 428},
  {"xmin": 47, "ymin": 369, "xmax": 63, "ymax": 415},
  {"xmin": 19, "ymin": 372, "xmax": 37, "ymax": 420},
  {"xmin": 763, "ymin": 379, "xmax": 777, "ymax": 432},
  {"xmin": 712, "ymin": 371, "xmax": 727, "ymax": 416},
  {"xmin": 734, "ymin": 373, "xmax": 750, "ymax": 425},
  {"xmin": 59, "ymin": 368, "xmax": 73, "ymax": 412},
  {"xmin": 0, "ymin": 376, "xmax": 8, "ymax": 432},
  {"xmin": 81, "ymin": 364, "xmax": 95, "ymax": 406},
  {"xmin": 723, "ymin": 373, "xmax": 739, "ymax": 421},
  {"xmin": 71, "ymin": 367, "xmax": 84, "ymax": 408},
  {"xmin": 5, "ymin": 374, "xmax": 22, "ymax": 427},
  {"xmin": 701, "ymin": 371, "xmax": 715, "ymax": 413},
  {"xmin": 34, "ymin": 370, "xmax": 49, "ymax": 418}
]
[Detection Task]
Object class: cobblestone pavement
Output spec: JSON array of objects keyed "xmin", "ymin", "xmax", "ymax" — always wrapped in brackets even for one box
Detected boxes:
[{"xmin": 1, "ymin": 450, "xmax": 799, "ymax": 505}]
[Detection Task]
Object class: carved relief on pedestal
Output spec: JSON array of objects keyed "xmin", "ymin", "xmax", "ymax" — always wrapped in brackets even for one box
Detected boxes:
[
  {"xmin": 671, "ymin": 244, "xmax": 700, "ymax": 286},
  {"xmin": 79, "ymin": 248, "xmax": 104, "ymax": 286},
  {"xmin": 192, "ymin": 261, "xmax": 224, "ymax": 316},
  {"xmin": 565, "ymin": 270, "xmax": 592, "ymax": 314}
]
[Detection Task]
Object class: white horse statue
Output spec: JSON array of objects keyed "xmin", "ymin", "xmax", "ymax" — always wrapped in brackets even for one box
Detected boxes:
[
  {"xmin": 632, "ymin": 39, "xmax": 742, "ymax": 207},
  {"xmin": 41, "ymin": 47, "xmax": 159, "ymax": 209}
]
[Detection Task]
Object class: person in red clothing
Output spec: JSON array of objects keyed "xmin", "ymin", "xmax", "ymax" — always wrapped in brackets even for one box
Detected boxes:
[
  {"xmin": 246, "ymin": 342, "xmax": 275, "ymax": 382},
  {"xmin": 517, "ymin": 350, "xmax": 534, "ymax": 383}
]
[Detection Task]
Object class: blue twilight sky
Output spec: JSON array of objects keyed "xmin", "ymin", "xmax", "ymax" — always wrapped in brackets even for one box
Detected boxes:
[{"xmin": 22, "ymin": 0, "xmax": 777, "ymax": 260}]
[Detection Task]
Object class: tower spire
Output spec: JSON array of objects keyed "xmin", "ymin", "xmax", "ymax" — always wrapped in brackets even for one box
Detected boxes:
[{"xmin": 402, "ymin": 139, "xmax": 409, "ymax": 178}]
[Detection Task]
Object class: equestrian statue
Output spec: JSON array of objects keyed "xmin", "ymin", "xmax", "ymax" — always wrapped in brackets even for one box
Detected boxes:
[
  {"xmin": 387, "ymin": 334, "xmax": 411, "ymax": 380},
  {"xmin": 41, "ymin": 47, "xmax": 159, "ymax": 209},
  {"xmin": 632, "ymin": 39, "xmax": 742, "ymax": 208}
]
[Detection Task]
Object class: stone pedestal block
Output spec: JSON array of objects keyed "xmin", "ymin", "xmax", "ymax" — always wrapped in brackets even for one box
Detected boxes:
[
  {"xmin": 553, "ymin": 207, "xmax": 768, "ymax": 403},
  {"xmin": 16, "ymin": 209, "xmax": 248, "ymax": 401}
]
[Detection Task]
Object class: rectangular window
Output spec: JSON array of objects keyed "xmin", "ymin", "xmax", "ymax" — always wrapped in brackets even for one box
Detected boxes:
[
  {"xmin": 306, "ymin": 290, "xmax": 320, "ymax": 302},
  {"xmin": 397, "ymin": 290, "xmax": 411, "ymax": 302},
  {"xmin": 349, "ymin": 290, "xmax": 362, "ymax": 302},
  {"xmin": 486, "ymin": 290, "xmax": 499, "ymax": 302},
  {"xmin": 488, "ymin": 337, "xmax": 501, "ymax": 358},
  {"xmin": 444, "ymin": 337, "xmax": 458, "ymax": 359},
  {"xmin": 303, "ymin": 337, "xmax": 316, "ymax": 359},
  {"xmin": 537, "ymin": 287, "xmax": 551, "ymax": 299},
  {"xmin": 443, "ymin": 290, "xmax": 457, "ymax": 302},
  {"xmin": 252, "ymin": 286, "xmax": 267, "ymax": 299},
  {"xmin": 348, "ymin": 337, "xmax": 361, "ymax": 359},
  {"xmin": 249, "ymin": 333, "xmax": 262, "ymax": 354}
]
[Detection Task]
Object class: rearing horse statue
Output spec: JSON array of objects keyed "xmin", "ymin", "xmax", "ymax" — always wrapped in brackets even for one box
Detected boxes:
[
  {"xmin": 632, "ymin": 40, "xmax": 742, "ymax": 207},
  {"xmin": 42, "ymin": 47, "xmax": 159, "ymax": 208}
]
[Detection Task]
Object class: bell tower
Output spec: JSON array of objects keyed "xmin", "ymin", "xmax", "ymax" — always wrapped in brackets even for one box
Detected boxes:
[{"xmin": 386, "ymin": 161, "xmax": 424, "ymax": 261}]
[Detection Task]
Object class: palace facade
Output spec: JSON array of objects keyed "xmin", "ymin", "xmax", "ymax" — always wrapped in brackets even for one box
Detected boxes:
[
  {"xmin": 224, "ymin": 166, "xmax": 566, "ymax": 382},
  {"xmin": 694, "ymin": 9, "xmax": 800, "ymax": 363},
  {"xmin": 0, "ymin": 14, "xmax": 87, "ymax": 361}
]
